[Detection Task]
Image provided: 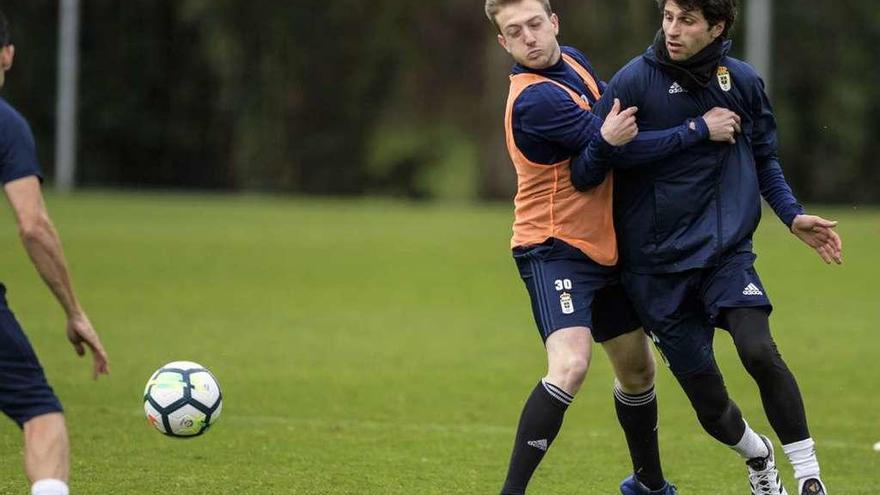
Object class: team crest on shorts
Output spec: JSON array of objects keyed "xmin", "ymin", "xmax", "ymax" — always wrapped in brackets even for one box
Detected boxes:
[
  {"xmin": 717, "ymin": 66, "xmax": 732, "ymax": 92},
  {"xmin": 559, "ymin": 292, "xmax": 574, "ymax": 315}
]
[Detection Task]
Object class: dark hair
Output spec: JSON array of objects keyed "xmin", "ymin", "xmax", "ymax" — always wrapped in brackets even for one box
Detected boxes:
[
  {"xmin": 0, "ymin": 10, "xmax": 9, "ymax": 47},
  {"xmin": 657, "ymin": 0, "xmax": 737, "ymax": 38}
]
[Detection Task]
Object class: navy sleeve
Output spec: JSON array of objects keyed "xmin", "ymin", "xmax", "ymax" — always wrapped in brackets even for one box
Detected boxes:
[
  {"xmin": 512, "ymin": 82, "xmax": 603, "ymax": 164},
  {"xmin": 750, "ymin": 75, "xmax": 803, "ymax": 228},
  {"xmin": 0, "ymin": 106, "xmax": 43, "ymax": 185},
  {"xmin": 570, "ymin": 69, "xmax": 635, "ymax": 189},
  {"xmin": 571, "ymin": 65, "xmax": 709, "ymax": 191}
]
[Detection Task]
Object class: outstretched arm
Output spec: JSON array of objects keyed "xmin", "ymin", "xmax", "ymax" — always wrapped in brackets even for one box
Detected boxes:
[
  {"xmin": 3, "ymin": 176, "xmax": 110, "ymax": 377},
  {"xmin": 750, "ymin": 77, "xmax": 842, "ymax": 264}
]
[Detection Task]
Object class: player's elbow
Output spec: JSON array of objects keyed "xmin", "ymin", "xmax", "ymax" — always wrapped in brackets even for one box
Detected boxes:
[
  {"xmin": 570, "ymin": 155, "xmax": 608, "ymax": 192},
  {"xmin": 571, "ymin": 175, "xmax": 591, "ymax": 192},
  {"xmin": 571, "ymin": 171, "xmax": 604, "ymax": 192}
]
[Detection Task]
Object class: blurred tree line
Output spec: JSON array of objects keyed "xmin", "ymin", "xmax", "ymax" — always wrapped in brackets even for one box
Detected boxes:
[{"xmin": 2, "ymin": 0, "xmax": 877, "ymax": 202}]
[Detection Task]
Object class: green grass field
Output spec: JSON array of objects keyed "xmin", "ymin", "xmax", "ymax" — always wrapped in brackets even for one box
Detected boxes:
[{"xmin": 0, "ymin": 192, "xmax": 877, "ymax": 494}]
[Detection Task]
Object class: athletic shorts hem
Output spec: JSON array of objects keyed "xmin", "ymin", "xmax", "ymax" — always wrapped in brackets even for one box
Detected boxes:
[
  {"xmin": 9, "ymin": 403, "xmax": 64, "ymax": 429},
  {"xmin": 710, "ymin": 301, "xmax": 772, "ymax": 327}
]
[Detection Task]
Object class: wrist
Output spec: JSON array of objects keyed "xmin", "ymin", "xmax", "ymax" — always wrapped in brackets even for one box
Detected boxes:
[
  {"xmin": 788, "ymin": 212, "xmax": 806, "ymax": 231},
  {"xmin": 691, "ymin": 117, "xmax": 710, "ymax": 140},
  {"xmin": 66, "ymin": 305, "xmax": 86, "ymax": 320},
  {"xmin": 595, "ymin": 133, "xmax": 616, "ymax": 155}
]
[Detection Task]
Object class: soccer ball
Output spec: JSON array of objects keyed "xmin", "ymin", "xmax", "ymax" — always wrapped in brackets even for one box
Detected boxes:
[{"xmin": 143, "ymin": 361, "xmax": 222, "ymax": 438}]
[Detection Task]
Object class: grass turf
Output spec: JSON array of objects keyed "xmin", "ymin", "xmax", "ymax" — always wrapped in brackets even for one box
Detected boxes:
[{"xmin": 0, "ymin": 192, "xmax": 877, "ymax": 494}]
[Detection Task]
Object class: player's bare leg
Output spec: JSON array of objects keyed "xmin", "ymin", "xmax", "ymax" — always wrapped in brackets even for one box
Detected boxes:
[
  {"xmin": 544, "ymin": 326, "xmax": 592, "ymax": 394},
  {"xmin": 23, "ymin": 412, "xmax": 70, "ymax": 495},
  {"xmin": 500, "ymin": 327, "xmax": 590, "ymax": 495}
]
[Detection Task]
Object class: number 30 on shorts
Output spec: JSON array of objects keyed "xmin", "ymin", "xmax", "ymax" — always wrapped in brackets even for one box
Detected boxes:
[{"xmin": 554, "ymin": 279, "xmax": 573, "ymax": 291}]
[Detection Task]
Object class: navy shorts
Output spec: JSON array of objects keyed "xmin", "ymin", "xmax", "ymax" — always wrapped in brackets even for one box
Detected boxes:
[
  {"xmin": 623, "ymin": 248, "xmax": 772, "ymax": 377},
  {"xmin": 0, "ymin": 284, "xmax": 63, "ymax": 427},
  {"xmin": 513, "ymin": 238, "xmax": 641, "ymax": 342}
]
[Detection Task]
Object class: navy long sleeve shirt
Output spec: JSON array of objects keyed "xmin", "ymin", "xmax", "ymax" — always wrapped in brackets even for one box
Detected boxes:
[{"xmin": 0, "ymin": 97, "xmax": 42, "ymax": 185}]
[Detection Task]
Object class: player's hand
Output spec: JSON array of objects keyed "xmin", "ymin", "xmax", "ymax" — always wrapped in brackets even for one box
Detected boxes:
[
  {"xmin": 703, "ymin": 107, "xmax": 741, "ymax": 144},
  {"xmin": 791, "ymin": 214, "xmax": 843, "ymax": 265},
  {"xmin": 66, "ymin": 312, "xmax": 110, "ymax": 379},
  {"xmin": 601, "ymin": 98, "xmax": 639, "ymax": 147}
]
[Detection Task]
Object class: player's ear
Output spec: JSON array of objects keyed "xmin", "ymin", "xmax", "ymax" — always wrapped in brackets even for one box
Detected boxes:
[
  {"xmin": 497, "ymin": 33, "xmax": 510, "ymax": 53},
  {"xmin": 710, "ymin": 21, "xmax": 725, "ymax": 40},
  {"xmin": 551, "ymin": 13, "xmax": 559, "ymax": 35}
]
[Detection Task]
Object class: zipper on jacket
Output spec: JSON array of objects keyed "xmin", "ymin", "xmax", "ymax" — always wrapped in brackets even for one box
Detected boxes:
[{"xmin": 714, "ymin": 151, "xmax": 725, "ymax": 263}]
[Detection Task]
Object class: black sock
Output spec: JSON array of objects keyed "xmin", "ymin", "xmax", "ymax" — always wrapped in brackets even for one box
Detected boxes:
[
  {"xmin": 500, "ymin": 379, "xmax": 572, "ymax": 495},
  {"xmin": 614, "ymin": 385, "xmax": 665, "ymax": 491}
]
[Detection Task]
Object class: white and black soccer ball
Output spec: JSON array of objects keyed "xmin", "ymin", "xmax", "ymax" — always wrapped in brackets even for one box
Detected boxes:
[{"xmin": 143, "ymin": 361, "xmax": 222, "ymax": 438}]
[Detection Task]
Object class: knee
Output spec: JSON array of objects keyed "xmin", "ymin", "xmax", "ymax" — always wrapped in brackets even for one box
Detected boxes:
[
  {"xmin": 549, "ymin": 354, "xmax": 590, "ymax": 391},
  {"xmin": 616, "ymin": 359, "xmax": 656, "ymax": 393},
  {"xmin": 695, "ymin": 396, "xmax": 731, "ymax": 424},
  {"xmin": 737, "ymin": 341, "xmax": 780, "ymax": 377},
  {"xmin": 563, "ymin": 355, "xmax": 590, "ymax": 384},
  {"xmin": 23, "ymin": 412, "xmax": 66, "ymax": 436},
  {"xmin": 677, "ymin": 368, "xmax": 732, "ymax": 424}
]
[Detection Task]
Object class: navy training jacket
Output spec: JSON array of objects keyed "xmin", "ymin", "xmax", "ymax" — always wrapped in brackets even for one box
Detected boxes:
[{"xmin": 572, "ymin": 42, "xmax": 803, "ymax": 274}]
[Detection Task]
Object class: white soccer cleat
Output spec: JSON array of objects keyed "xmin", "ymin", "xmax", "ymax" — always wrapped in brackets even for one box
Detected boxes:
[{"xmin": 745, "ymin": 435, "xmax": 788, "ymax": 495}]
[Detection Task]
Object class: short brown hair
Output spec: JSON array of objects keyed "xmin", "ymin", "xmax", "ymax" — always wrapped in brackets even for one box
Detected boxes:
[
  {"xmin": 657, "ymin": 0, "xmax": 737, "ymax": 38},
  {"xmin": 485, "ymin": 0, "xmax": 553, "ymax": 30}
]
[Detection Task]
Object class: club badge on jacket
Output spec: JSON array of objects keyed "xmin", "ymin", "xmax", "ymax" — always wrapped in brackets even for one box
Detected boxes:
[{"xmin": 717, "ymin": 66, "xmax": 732, "ymax": 92}]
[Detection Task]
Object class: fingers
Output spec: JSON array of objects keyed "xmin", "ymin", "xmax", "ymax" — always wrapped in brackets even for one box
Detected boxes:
[
  {"xmin": 809, "ymin": 230, "xmax": 831, "ymax": 244},
  {"xmin": 83, "ymin": 336, "xmax": 110, "ymax": 378},
  {"xmin": 72, "ymin": 339, "xmax": 85, "ymax": 357},
  {"xmin": 704, "ymin": 107, "xmax": 724, "ymax": 118},
  {"xmin": 829, "ymin": 229, "xmax": 843, "ymax": 254},
  {"xmin": 705, "ymin": 108, "xmax": 741, "ymax": 143},
  {"xmin": 824, "ymin": 243, "xmax": 842, "ymax": 265},
  {"xmin": 601, "ymin": 104, "xmax": 639, "ymax": 146},
  {"xmin": 93, "ymin": 354, "xmax": 109, "ymax": 379},
  {"xmin": 609, "ymin": 98, "xmax": 621, "ymax": 116},
  {"xmin": 816, "ymin": 244, "xmax": 834, "ymax": 264},
  {"xmin": 825, "ymin": 230, "xmax": 843, "ymax": 263},
  {"xmin": 91, "ymin": 349, "xmax": 109, "ymax": 379},
  {"xmin": 812, "ymin": 217, "xmax": 838, "ymax": 229},
  {"xmin": 814, "ymin": 240, "xmax": 843, "ymax": 265},
  {"xmin": 619, "ymin": 106, "xmax": 638, "ymax": 118}
]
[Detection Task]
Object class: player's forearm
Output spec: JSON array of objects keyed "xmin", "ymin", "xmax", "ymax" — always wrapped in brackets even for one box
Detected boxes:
[
  {"xmin": 612, "ymin": 118, "xmax": 709, "ymax": 168},
  {"xmin": 756, "ymin": 157, "xmax": 804, "ymax": 228},
  {"xmin": 19, "ymin": 216, "xmax": 83, "ymax": 318},
  {"xmin": 570, "ymin": 139, "xmax": 611, "ymax": 191}
]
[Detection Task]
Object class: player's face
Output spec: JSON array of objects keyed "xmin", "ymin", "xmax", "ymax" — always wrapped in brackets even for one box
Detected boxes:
[
  {"xmin": 495, "ymin": 0, "xmax": 561, "ymax": 70},
  {"xmin": 662, "ymin": 1, "xmax": 724, "ymax": 61},
  {"xmin": 0, "ymin": 45, "xmax": 14, "ymax": 89}
]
